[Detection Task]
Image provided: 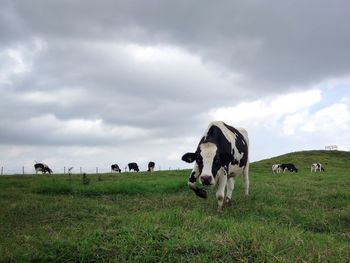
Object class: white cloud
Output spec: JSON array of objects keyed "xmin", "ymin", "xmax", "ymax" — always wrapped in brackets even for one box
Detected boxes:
[{"xmin": 210, "ymin": 89, "xmax": 322, "ymax": 129}]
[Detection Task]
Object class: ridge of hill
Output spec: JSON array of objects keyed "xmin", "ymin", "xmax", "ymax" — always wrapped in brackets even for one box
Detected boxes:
[{"xmin": 251, "ymin": 150, "xmax": 350, "ymax": 173}]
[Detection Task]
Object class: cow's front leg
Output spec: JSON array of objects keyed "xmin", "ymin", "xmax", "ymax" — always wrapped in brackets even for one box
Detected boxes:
[
  {"xmin": 225, "ymin": 177, "xmax": 235, "ymax": 207},
  {"xmin": 216, "ymin": 169, "xmax": 227, "ymax": 212}
]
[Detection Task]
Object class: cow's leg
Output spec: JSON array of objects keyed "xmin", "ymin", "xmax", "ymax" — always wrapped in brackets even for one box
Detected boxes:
[
  {"xmin": 225, "ymin": 177, "xmax": 234, "ymax": 207},
  {"xmin": 216, "ymin": 171, "xmax": 227, "ymax": 212},
  {"xmin": 243, "ymin": 163, "xmax": 249, "ymax": 196}
]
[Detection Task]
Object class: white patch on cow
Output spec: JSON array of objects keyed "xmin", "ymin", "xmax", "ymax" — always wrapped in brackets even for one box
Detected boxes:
[{"xmin": 199, "ymin": 142, "xmax": 217, "ymax": 182}]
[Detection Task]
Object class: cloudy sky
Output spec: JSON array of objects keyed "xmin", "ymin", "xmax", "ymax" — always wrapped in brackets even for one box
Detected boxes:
[{"xmin": 1, "ymin": 0, "xmax": 350, "ymax": 173}]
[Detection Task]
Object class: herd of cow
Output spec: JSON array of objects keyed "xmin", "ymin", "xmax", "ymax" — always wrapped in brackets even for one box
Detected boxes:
[
  {"xmin": 271, "ymin": 162, "xmax": 325, "ymax": 173},
  {"xmin": 34, "ymin": 161, "xmax": 156, "ymax": 175},
  {"xmin": 33, "ymin": 121, "xmax": 327, "ymax": 212}
]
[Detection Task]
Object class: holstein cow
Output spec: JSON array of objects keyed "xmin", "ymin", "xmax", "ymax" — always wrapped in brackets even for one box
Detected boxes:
[
  {"xmin": 111, "ymin": 164, "xmax": 122, "ymax": 173},
  {"xmin": 128, "ymin": 162, "xmax": 139, "ymax": 172},
  {"xmin": 272, "ymin": 164, "xmax": 282, "ymax": 174},
  {"xmin": 147, "ymin": 161, "xmax": 155, "ymax": 172},
  {"xmin": 34, "ymin": 163, "xmax": 53, "ymax": 174},
  {"xmin": 280, "ymin": 163, "xmax": 298, "ymax": 173},
  {"xmin": 182, "ymin": 121, "xmax": 249, "ymax": 212},
  {"xmin": 311, "ymin": 163, "xmax": 324, "ymax": 172}
]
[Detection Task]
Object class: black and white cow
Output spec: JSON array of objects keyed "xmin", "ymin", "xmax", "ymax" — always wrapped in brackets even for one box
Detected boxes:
[
  {"xmin": 111, "ymin": 164, "xmax": 122, "ymax": 173},
  {"xmin": 128, "ymin": 162, "xmax": 139, "ymax": 172},
  {"xmin": 272, "ymin": 164, "xmax": 282, "ymax": 174},
  {"xmin": 311, "ymin": 163, "xmax": 324, "ymax": 172},
  {"xmin": 147, "ymin": 161, "xmax": 155, "ymax": 172},
  {"xmin": 182, "ymin": 121, "xmax": 249, "ymax": 212},
  {"xmin": 34, "ymin": 163, "xmax": 53, "ymax": 174},
  {"xmin": 280, "ymin": 163, "xmax": 298, "ymax": 173}
]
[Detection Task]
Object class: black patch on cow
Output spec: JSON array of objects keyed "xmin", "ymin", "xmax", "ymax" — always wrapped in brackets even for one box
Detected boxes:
[
  {"xmin": 281, "ymin": 163, "xmax": 298, "ymax": 172},
  {"xmin": 189, "ymin": 171, "xmax": 197, "ymax": 183},
  {"xmin": 128, "ymin": 162, "xmax": 139, "ymax": 172},
  {"xmin": 223, "ymin": 123, "xmax": 248, "ymax": 167}
]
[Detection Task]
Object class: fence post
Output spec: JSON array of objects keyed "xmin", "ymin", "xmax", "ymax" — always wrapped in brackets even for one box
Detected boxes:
[
  {"xmin": 1, "ymin": 167, "xmax": 3, "ymax": 175},
  {"xmin": 96, "ymin": 167, "xmax": 98, "ymax": 174},
  {"xmin": 80, "ymin": 167, "xmax": 82, "ymax": 174},
  {"xmin": 64, "ymin": 166, "xmax": 66, "ymax": 175},
  {"xmin": 22, "ymin": 166, "xmax": 25, "ymax": 175}
]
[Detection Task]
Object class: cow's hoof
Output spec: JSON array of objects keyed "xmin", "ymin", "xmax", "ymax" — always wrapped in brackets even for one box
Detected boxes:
[
  {"xmin": 217, "ymin": 206, "xmax": 223, "ymax": 213},
  {"xmin": 225, "ymin": 198, "xmax": 232, "ymax": 207}
]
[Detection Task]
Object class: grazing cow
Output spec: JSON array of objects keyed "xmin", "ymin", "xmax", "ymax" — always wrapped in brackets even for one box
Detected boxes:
[
  {"xmin": 182, "ymin": 121, "xmax": 249, "ymax": 212},
  {"xmin": 128, "ymin": 162, "xmax": 139, "ymax": 172},
  {"xmin": 34, "ymin": 163, "xmax": 53, "ymax": 174},
  {"xmin": 111, "ymin": 164, "xmax": 122, "ymax": 173},
  {"xmin": 280, "ymin": 163, "xmax": 298, "ymax": 173},
  {"xmin": 311, "ymin": 163, "xmax": 324, "ymax": 172},
  {"xmin": 272, "ymin": 164, "xmax": 282, "ymax": 174},
  {"xmin": 147, "ymin": 161, "xmax": 155, "ymax": 172}
]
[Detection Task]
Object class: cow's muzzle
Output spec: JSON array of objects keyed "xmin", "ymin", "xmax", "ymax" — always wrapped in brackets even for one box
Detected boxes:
[{"xmin": 200, "ymin": 175, "xmax": 213, "ymax": 186}]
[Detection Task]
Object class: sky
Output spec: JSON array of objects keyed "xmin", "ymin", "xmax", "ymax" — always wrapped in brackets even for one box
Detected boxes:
[{"xmin": 1, "ymin": 0, "xmax": 350, "ymax": 174}]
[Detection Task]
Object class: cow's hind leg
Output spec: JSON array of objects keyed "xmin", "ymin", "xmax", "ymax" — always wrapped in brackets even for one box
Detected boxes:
[
  {"xmin": 216, "ymin": 172, "xmax": 227, "ymax": 212},
  {"xmin": 225, "ymin": 177, "xmax": 234, "ymax": 207}
]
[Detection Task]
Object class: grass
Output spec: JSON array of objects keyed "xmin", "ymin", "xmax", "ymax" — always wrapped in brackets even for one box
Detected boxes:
[{"xmin": 0, "ymin": 151, "xmax": 350, "ymax": 262}]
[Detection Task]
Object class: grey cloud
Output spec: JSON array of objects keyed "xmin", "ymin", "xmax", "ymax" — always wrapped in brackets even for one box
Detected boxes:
[{"xmin": 1, "ymin": 0, "xmax": 350, "ymax": 162}]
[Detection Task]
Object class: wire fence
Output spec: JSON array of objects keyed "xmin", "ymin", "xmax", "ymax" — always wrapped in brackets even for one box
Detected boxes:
[{"xmin": 0, "ymin": 166, "xmax": 180, "ymax": 176}]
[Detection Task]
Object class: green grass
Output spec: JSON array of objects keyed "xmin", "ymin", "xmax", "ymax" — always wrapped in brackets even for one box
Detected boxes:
[{"xmin": 0, "ymin": 151, "xmax": 350, "ymax": 262}]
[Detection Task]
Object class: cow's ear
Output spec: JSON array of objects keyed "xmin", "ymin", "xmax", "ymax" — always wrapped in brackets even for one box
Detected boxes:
[
  {"xmin": 182, "ymin": 152, "xmax": 196, "ymax": 163},
  {"xmin": 220, "ymin": 153, "xmax": 232, "ymax": 165}
]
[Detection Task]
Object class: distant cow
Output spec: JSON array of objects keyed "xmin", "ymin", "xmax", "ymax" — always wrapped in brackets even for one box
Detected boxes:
[
  {"xmin": 128, "ymin": 162, "xmax": 139, "ymax": 172},
  {"xmin": 311, "ymin": 163, "xmax": 324, "ymax": 172},
  {"xmin": 111, "ymin": 164, "xmax": 122, "ymax": 173},
  {"xmin": 147, "ymin": 161, "xmax": 155, "ymax": 172},
  {"xmin": 34, "ymin": 163, "xmax": 53, "ymax": 174},
  {"xmin": 272, "ymin": 164, "xmax": 282, "ymax": 174},
  {"xmin": 182, "ymin": 121, "xmax": 249, "ymax": 212},
  {"xmin": 280, "ymin": 163, "xmax": 298, "ymax": 173}
]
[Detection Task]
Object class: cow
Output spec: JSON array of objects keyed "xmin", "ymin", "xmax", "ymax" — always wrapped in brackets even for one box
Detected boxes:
[
  {"xmin": 280, "ymin": 163, "xmax": 298, "ymax": 173},
  {"xmin": 272, "ymin": 164, "xmax": 282, "ymax": 174},
  {"xmin": 147, "ymin": 161, "xmax": 155, "ymax": 172},
  {"xmin": 34, "ymin": 163, "xmax": 53, "ymax": 174},
  {"xmin": 181, "ymin": 121, "xmax": 249, "ymax": 212},
  {"xmin": 111, "ymin": 164, "xmax": 122, "ymax": 173},
  {"xmin": 128, "ymin": 162, "xmax": 139, "ymax": 172},
  {"xmin": 311, "ymin": 163, "xmax": 324, "ymax": 172}
]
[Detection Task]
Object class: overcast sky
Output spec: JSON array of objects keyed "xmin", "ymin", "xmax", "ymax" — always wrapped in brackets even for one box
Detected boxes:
[{"xmin": 1, "ymin": 0, "xmax": 350, "ymax": 173}]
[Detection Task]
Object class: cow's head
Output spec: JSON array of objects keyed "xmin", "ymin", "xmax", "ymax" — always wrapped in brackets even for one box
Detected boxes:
[{"xmin": 182, "ymin": 142, "xmax": 232, "ymax": 186}]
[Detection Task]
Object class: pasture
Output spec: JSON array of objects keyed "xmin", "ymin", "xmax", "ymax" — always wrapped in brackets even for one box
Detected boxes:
[{"xmin": 0, "ymin": 151, "xmax": 349, "ymax": 262}]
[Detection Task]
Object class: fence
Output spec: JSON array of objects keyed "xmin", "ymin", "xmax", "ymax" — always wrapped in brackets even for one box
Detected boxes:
[{"xmin": 0, "ymin": 166, "xmax": 180, "ymax": 176}]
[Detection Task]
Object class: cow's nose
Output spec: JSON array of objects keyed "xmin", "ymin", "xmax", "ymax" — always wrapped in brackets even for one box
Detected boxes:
[{"xmin": 200, "ymin": 175, "xmax": 212, "ymax": 185}]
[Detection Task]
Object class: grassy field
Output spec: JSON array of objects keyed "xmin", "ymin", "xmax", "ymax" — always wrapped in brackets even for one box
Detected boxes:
[{"xmin": 0, "ymin": 150, "xmax": 349, "ymax": 262}]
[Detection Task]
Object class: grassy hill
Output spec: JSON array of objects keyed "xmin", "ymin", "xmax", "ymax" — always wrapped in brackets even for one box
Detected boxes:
[
  {"xmin": 251, "ymin": 150, "xmax": 350, "ymax": 173},
  {"xmin": 0, "ymin": 151, "xmax": 349, "ymax": 262}
]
